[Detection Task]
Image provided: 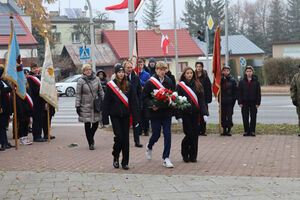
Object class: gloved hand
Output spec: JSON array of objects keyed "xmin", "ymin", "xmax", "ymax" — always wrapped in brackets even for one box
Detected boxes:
[
  {"xmin": 293, "ymin": 101, "xmax": 298, "ymax": 106},
  {"xmin": 203, "ymin": 115, "xmax": 208, "ymax": 122},
  {"xmin": 76, "ymin": 107, "xmax": 81, "ymax": 115},
  {"xmin": 177, "ymin": 118, "xmax": 182, "ymax": 123}
]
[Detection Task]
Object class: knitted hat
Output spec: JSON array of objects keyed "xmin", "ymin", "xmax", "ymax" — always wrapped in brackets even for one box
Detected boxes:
[
  {"xmin": 222, "ymin": 65, "xmax": 231, "ymax": 70},
  {"xmin": 114, "ymin": 65, "xmax": 124, "ymax": 74},
  {"xmin": 149, "ymin": 57, "xmax": 156, "ymax": 63}
]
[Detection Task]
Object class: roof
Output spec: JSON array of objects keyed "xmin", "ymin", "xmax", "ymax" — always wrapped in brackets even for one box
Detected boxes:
[
  {"xmin": 0, "ymin": 0, "xmax": 25, "ymax": 15},
  {"xmin": 102, "ymin": 29, "xmax": 204, "ymax": 59},
  {"xmin": 0, "ymin": 14, "xmax": 37, "ymax": 46},
  {"xmin": 272, "ymin": 40, "xmax": 300, "ymax": 45},
  {"xmin": 62, "ymin": 43, "xmax": 119, "ymax": 67},
  {"xmin": 50, "ymin": 15, "xmax": 115, "ymax": 24},
  {"xmin": 194, "ymin": 35, "xmax": 265, "ymax": 56}
]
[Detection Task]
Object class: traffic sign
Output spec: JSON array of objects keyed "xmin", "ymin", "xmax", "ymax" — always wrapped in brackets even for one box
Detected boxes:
[
  {"xmin": 239, "ymin": 57, "xmax": 247, "ymax": 67},
  {"xmin": 79, "ymin": 48, "xmax": 90, "ymax": 60},
  {"xmin": 207, "ymin": 15, "xmax": 214, "ymax": 30}
]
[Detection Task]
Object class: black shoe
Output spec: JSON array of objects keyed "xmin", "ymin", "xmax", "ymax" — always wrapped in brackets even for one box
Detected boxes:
[
  {"xmin": 5, "ymin": 143, "xmax": 15, "ymax": 149},
  {"xmin": 34, "ymin": 138, "xmax": 47, "ymax": 142},
  {"xmin": 183, "ymin": 157, "xmax": 189, "ymax": 163},
  {"xmin": 243, "ymin": 132, "xmax": 250, "ymax": 136},
  {"xmin": 89, "ymin": 144, "xmax": 95, "ymax": 150},
  {"xmin": 44, "ymin": 135, "xmax": 55, "ymax": 140},
  {"xmin": 113, "ymin": 158, "xmax": 119, "ymax": 168},
  {"xmin": 0, "ymin": 145, "xmax": 5, "ymax": 151},
  {"xmin": 298, "ymin": 133, "xmax": 300, "ymax": 137},
  {"xmin": 190, "ymin": 158, "xmax": 197, "ymax": 163},
  {"xmin": 135, "ymin": 143, "xmax": 143, "ymax": 148},
  {"xmin": 122, "ymin": 165, "xmax": 129, "ymax": 170},
  {"xmin": 199, "ymin": 132, "xmax": 207, "ymax": 136},
  {"xmin": 249, "ymin": 132, "xmax": 256, "ymax": 137}
]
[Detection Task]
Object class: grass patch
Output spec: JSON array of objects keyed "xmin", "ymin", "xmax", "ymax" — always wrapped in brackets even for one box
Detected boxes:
[{"xmin": 105, "ymin": 123, "xmax": 299, "ymax": 135}]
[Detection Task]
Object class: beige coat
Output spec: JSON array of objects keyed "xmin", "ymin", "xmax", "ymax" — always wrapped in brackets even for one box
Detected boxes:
[{"xmin": 75, "ymin": 74, "xmax": 104, "ymax": 123}]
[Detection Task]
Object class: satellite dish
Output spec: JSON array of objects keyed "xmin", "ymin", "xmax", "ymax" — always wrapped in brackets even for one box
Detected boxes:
[{"xmin": 84, "ymin": 5, "xmax": 88, "ymax": 11}]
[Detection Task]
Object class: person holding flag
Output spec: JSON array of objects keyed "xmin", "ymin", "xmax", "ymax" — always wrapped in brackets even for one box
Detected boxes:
[
  {"xmin": 102, "ymin": 64, "xmax": 138, "ymax": 170},
  {"xmin": 175, "ymin": 67, "xmax": 208, "ymax": 162},
  {"xmin": 123, "ymin": 60, "xmax": 143, "ymax": 148}
]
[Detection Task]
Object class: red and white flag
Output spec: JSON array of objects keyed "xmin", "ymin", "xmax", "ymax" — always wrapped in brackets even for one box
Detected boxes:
[
  {"xmin": 132, "ymin": 37, "xmax": 139, "ymax": 76},
  {"xmin": 161, "ymin": 34, "xmax": 170, "ymax": 57},
  {"xmin": 105, "ymin": 0, "xmax": 142, "ymax": 12}
]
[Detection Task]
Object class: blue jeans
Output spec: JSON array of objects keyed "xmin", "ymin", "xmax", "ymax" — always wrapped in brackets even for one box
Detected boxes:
[{"xmin": 148, "ymin": 117, "xmax": 172, "ymax": 159}]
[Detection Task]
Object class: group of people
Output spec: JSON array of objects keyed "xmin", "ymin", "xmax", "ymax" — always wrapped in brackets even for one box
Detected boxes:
[
  {"xmin": 75, "ymin": 57, "xmax": 262, "ymax": 170},
  {"xmin": 0, "ymin": 63, "xmax": 55, "ymax": 151}
]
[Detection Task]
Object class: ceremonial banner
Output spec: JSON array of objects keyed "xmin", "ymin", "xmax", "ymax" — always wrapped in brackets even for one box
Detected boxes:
[
  {"xmin": 105, "ymin": 0, "xmax": 141, "ymax": 11},
  {"xmin": 212, "ymin": 26, "xmax": 221, "ymax": 98}
]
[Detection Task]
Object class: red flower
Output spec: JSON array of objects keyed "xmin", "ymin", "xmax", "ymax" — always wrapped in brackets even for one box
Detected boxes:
[
  {"xmin": 164, "ymin": 88, "xmax": 169, "ymax": 93},
  {"xmin": 169, "ymin": 90, "xmax": 173, "ymax": 94},
  {"xmin": 171, "ymin": 95, "xmax": 176, "ymax": 101}
]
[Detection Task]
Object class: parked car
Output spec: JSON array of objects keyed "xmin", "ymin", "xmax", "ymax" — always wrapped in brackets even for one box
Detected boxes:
[{"xmin": 56, "ymin": 74, "xmax": 81, "ymax": 97}]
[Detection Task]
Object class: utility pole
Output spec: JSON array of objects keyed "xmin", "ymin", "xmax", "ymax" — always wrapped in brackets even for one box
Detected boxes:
[
  {"xmin": 205, "ymin": 19, "xmax": 209, "ymax": 68},
  {"xmin": 86, "ymin": 0, "xmax": 96, "ymax": 72},
  {"xmin": 173, "ymin": 0, "xmax": 179, "ymax": 79},
  {"xmin": 225, "ymin": 0, "xmax": 229, "ymax": 66},
  {"xmin": 128, "ymin": 0, "xmax": 135, "ymax": 58}
]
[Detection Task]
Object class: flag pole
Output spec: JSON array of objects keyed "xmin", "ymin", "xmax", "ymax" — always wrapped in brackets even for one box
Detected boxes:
[
  {"xmin": 12, "ymin": 84, "xmax": 18, "ymax": 150},
  {"xmin": 47, "ymin": 103, "xmax": 50, "ymax": 142},
  {"xmin": 219, "ymin": 83, "xmax": 222, "ymax": 133}
]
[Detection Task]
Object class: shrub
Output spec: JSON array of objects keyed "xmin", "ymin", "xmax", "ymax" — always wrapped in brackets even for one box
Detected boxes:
[{"xmin": 229, "ymin": 59, "xmax": 237, "ymax": 79}]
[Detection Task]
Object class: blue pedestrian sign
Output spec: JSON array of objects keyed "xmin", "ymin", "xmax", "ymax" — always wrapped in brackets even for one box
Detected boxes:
[
  {"xmin": 79, "ymin": 48, "xmax": 90, "ymax": 60},
  {"xmin": 239, "ymin": 57, "xmax": 247, "ymax": 67}
]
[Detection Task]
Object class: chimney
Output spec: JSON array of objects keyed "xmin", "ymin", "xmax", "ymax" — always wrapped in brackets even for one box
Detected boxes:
[
  {"xmin": 153, "ymin": 25, "xmax": 160, "ymax": 34},
  {"xmin": 82, "ymin": 11, "xmax": 86, "ymax": 17}
]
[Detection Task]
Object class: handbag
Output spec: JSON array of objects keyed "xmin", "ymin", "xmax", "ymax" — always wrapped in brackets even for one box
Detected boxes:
[{"xmin": 84, "ymin": 79, "xmax": 102, "ymax": 113}]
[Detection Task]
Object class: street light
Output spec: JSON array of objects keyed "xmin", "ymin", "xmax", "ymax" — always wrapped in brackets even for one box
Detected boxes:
[{"xmin": 85, "ymin": 0, "xmax": 96, "ymax": 72}]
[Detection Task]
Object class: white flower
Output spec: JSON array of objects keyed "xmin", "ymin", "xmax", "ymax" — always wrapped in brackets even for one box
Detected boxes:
[
  {"xmin": 153, "ymin": 89, "xmax": 159, "ymax": 95},
  {"xmin": 182, "ymin": 96, "xmax": 187, "ymax": 102}
]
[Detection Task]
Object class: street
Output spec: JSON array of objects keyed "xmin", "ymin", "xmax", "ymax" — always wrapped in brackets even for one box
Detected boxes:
[{"xmin": 52, "ymin": 95, "xmax": 298, "ymax": 125}]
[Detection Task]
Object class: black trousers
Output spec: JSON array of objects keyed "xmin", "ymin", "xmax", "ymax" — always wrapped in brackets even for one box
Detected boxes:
[
  {"xmin": 42, "ymin": 111, "xmax": 54, "ymax": 139},
  {"xmin": 111, "ymin": 116, "xmax": 130, "ymax": 166},
  {"xmin": 221, "ymin": 103, "xmax": 234, "ymax": 128},
  {"xmin": 32, "ymin": 109, "xmax": 43, "ymax": 140},
  {"xmin": 18, "ymin": 117, "xmax": 30, "ymax": 138},
  {"xmin": 0, "ymin": 115, "xmax": 9, "ymax": 145},
  {"xmin": 141, "ymin": 108, "xmax": 149, "ymax": 134},
  {"xmin": 241, "ymin": 103, "xmax": 257, "ymax": 133},
  {"xmin": 181, "ymin": 113, "xmax": 199, "ymax": 161},
  {"xmin": 198, "ymin": 104, "xmax": 208, "ymax": 134},
  {"xmin": 84, "ymin": 122, "xmax": 99, "ymax": 146}
]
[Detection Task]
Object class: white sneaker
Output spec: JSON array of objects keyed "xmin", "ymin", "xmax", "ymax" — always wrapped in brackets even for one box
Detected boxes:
[
  {"xmin": 23, "ymin": 136, "xmax": 32, "ymax": 145},
  {"xmin": 19, "ymin": 137, "xmax": 25, "ymax": 145},
  {"xmin": 163, "ymin": 158, "xmax": 174, "ymax": 168},
  {"xmin": 145, "ymin": 144, "xmax": 152, "ymax": 160}
]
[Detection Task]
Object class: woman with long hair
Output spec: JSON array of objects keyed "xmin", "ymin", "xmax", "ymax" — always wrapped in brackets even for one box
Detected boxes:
[
  {"xmin": 102, "ymin": 65, "xmax": 138, "ymax": 170},
  {"xmin": 75, "ymin": 64, "xmax": 104, "ymax": 150},
  {"xmin": 176, "ymin": 67, "xmax": 208, "ymax": 162}
]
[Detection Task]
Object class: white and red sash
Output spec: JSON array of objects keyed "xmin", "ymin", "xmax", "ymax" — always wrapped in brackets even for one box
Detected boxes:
[
  {"xmin": 1, "ymin": 80, "xmax": 10, "ymax": 100},
  {"xmin": 25, "ymin": 93, "xmax": 33, "ymax": 110},
  {"xmin": 149, "ymin": 77, "xmax": 164, "ymax": 89},
  {"xmin": 178, "ymin": 81, "xmax": 200, "ymax": 110},
  {"xmin": 27, "ymin": 75, "xmax": 41, "ymax": 86},
  {"xmin": 107, "ymin": 80, "xmax": 130, "ymax": 110}
]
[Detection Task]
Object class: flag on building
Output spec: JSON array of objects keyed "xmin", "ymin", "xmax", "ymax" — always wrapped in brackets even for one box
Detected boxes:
[
  {"xmin": 105, "ymin": 0, "xmax": 141, "ymax": 11},
  {"xmin": 161, "ymin": 34, "xmax": 170, "ymax": 57},
  {"xmin": 40, "ymin": 37, "xmax": 58, "ymax": 110},
  {"xmin": 4, "ymin": 19, "xmax": 26, "ymax": 99},
  {"xmin": 212, "ymin": 26, "xmax": 221, "ymax": 98}
]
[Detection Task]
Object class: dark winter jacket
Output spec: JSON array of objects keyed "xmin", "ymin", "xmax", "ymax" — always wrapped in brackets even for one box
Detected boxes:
[
  {"xmin": 238, "ymin": 75, "xmax": 261, "ymax": 105},
  {"xmin": 27, "ymin": 72, "xmax": 45, "ymax": 113},
  {"xmin": 142, "ymin": 74, "xmax": 173, "ymax": 119},
  {"xmin": 175, "ymin": 79, "xmax": 208, "ymax": 119},
  {"xmin": 127, "ymin": 71, "xmax": 142, "ymax": 109},
  {"xmin": 197, "ymin": 70, "xmax": 212, "ymax": 104},
  {"xmin": 96, "ymin": 70, "xmax": 108, "ymax": 92},
  {"xmin": 139, "ymin": 69, "xmax": 151, "ymax": 87},
  {"xmin": 0, "ymin": 79, "xmax": 12, "ymax": 116},
  {"xmin": 102, "ymin": 80, "xmax": 138, "ymax": 125},
  {"xmin": 146, "ymin": 65, "xmax": 156, "ymax": 76},
  {"xmin": 16, "ymin": 92, "xmax": 33, "ymax": 119},
  {"xmin": 166, "ymin": 71, "xmax": 176, "ymax": 91},
  {"xmin": 220, "ymin": 74, "xmax": 237, "ymax": 105}
]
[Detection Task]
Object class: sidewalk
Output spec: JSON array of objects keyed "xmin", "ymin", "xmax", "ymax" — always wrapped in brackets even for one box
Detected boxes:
[{"xmin": 0, "ymin": 126, "xmax": 299, "ymax": 199}]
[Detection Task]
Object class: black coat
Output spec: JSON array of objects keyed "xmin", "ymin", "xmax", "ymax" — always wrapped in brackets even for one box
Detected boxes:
[
  {"xmin": 197, "ymin": 70, "xmax": 212, "ymax": 104},
  {"xmin": 96, "ymin": 70, "xmax": 108, "ymax": 92},
  {"xmin": 142, "ymin": 74, "xmax": 173, "ymax": 119},
  {"xmin": 238, "ymin": 75, "xmax": 261, "ymax": 105},
  {"xmin": 16, "ymin": 92, "xmax": 33, "ymax": 119},
  {"xmin": 175, "ymin": 79, "xmax": 208, "ymax": 119},
  {"xmin": 220, "ymin": 74, "xmax": 237, "ymax": 105},
  {"xmin": 102, "ymin": 80, "xmax": 138, "ymax": 125},
  {"xmin": 0, "ymin": 79, "xmax": 12, "ymax": 116},
  {"xmin": 146, "ymin": 65, "xmax": 156, "ymax": 76},
  {"xmin": 27, "ymin": 72, "xmax": 45, "ymax": 113},
  {"xmin": 127, "ymin": 71, "xmax": 142, "ymax": 109},
  {"xmin": 166, "ymin": 71, "xmax": 176, "ymax": 91}
]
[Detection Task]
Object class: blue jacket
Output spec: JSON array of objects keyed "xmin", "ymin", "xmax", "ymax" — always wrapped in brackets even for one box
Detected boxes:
[{"xmin": 139, "ymin": 69, "xmax": 151, "ymax": 87}]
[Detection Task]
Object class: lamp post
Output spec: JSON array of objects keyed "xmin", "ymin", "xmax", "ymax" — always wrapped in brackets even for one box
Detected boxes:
[
  {"xmin": 86, "ymin": 0, "xmax": 96, "ymax": 72},
  {"xmin": 173, "ymin": 0, "xmax": 179, "ymax": 79},
  {"xmin": 225, "ymin": 0, "xmax": 229, "ymax": 66}
]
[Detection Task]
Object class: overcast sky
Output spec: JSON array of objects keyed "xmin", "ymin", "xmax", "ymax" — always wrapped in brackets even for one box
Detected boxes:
[{"xmin": 44, "ymin": 0, "xmax": 253, "ymax": 30}]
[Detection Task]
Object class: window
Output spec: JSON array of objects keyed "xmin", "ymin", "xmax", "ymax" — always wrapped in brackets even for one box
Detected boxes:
[
  {"xmin": 72, "ymin": 33, "xmax": 80, "ymax": 43},
  {"xmin": 53, "ymin": 32, "xmax": 61, "ymax": 43},
  {"xmin": 52, "ymin": 25, "xmax": 57, "ymax": 30},
  {"xmin": 178, "ymin": 62, "xmax": 188, "ymax": 72}
]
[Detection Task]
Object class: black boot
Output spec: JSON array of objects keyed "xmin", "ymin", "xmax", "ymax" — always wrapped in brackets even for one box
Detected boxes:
[
  {"xmin": 113, "ymin": 157, "xmax": 119, "ymax": 168},
  {"xmin": 221, "ymin": 128, "xmax": 227, "ymax": 136},
  {"xmin": 298, "ymin": 133, "xmax": 300, "ymax": 137},
  {"xmin": 0, "ymin": 144, "xmax": 5, "ymax": 151},
  {"xmin": 226, "ymin": 127, "xmax": 232, "ymax": 136}
]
